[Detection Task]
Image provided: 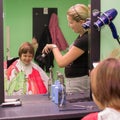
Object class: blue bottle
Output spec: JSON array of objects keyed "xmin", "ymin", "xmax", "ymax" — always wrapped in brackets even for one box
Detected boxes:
[
  {"xmin": 51, "ymin": 84, "xmax": 56, "ymax": 102},
  {"xmin": 51, "ymin": 80, "xmax": 60, "ymax": 102},
  {"xmin": 54, "ymin": 82, "xmax": 61, "ymax": 104}
]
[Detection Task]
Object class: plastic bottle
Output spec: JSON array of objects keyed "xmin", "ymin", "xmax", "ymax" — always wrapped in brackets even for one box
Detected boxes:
[
  {"xmin": 54, "ymin": 82, "xmax": 61, "ymax": 104},
  {"xmin": 58, "ymin": 74, "xmax": 66, "ymax": 107},
  {"xmin": 58, "ymin": 83, "xmax": 66, "ymax": 107},
  {"xmin": 48, "ymin": 68, "xmax": 53, "ymax": 99},
  {"xmin": 51, "ymin": 80, "xmax": 60, "ymax": 102}
]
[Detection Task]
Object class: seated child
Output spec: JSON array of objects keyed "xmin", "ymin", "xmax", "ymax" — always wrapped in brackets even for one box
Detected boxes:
[
  {"xmin": 5, "ymin": 42, "xmax": 49, "ymax": 95},
  {"xmin": 82, "ymin": 58, "xmax": 120, "ymax": 120}
]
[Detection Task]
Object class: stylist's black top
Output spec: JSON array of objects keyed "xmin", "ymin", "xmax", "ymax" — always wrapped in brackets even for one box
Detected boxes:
[{"xmin": 65, "ymin": 32, "xmax": 89, "ymax": 78}]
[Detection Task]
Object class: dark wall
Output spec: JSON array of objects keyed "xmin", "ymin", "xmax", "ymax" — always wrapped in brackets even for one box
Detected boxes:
[
  {"xmin": 0, "ymin": 0, "xmax": 4, "ymax": 104},
  {"xmin": 89, "ymin": 0, "xmax": 100, "ymax": 70}
]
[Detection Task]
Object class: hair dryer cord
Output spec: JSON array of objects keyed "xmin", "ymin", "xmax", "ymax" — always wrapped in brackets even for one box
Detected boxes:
[{"xmin": 109, "ymin": 22, "xmax": 120, "ymax": 45}]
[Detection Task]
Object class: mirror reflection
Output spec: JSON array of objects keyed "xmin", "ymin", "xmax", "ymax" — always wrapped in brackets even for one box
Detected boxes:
[{"xmin": 3, "ymin": 0, "xmax": 90, "ymax": 96}]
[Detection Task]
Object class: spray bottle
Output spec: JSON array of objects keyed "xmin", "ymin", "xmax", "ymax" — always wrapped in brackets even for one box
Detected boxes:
[
  {"xmin": 48, "ymin": 68, "xmax": 53, "ymax": 99},
  {"xmin": 57, "ymin": 73, "xmax": 66, "ymax": 107}
]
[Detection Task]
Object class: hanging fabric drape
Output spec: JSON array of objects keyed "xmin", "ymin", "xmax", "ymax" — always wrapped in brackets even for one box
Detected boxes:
[{"xmin": 49, "ymin": 13, "xmax": 69, "ymax": 51}]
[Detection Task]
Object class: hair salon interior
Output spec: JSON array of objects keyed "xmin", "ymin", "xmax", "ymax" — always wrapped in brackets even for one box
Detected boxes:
[
  {"xmin": 3, "ymin": 0, "xmax": 120, "ymax": 77},
  {"xmin": 3, "ymin": 0, "xmax": 120, "ymax": 76},
  {"xmin": 0, "ymin": 0, "xmax": 120, "ymax": 120}
]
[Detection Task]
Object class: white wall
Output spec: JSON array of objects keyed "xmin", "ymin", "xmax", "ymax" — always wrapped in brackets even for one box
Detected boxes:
[{"xmin": 101, "ymin": 0, "xmax": 120, "ymax": 60}]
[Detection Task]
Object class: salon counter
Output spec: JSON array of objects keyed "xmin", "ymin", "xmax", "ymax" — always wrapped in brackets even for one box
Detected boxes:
[{"xmin": 0, "ymin": 94, "xmax": 99, "ymax": 120}]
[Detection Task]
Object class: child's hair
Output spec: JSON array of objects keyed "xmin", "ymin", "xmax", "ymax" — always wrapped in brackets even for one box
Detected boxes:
[
  {"xmin": 91, "ymin": 58, "xmax": 120, "ymax": 110},
  {"xmin": 18, "ymin": 42, "xmax": 34, "ymax": 57}
]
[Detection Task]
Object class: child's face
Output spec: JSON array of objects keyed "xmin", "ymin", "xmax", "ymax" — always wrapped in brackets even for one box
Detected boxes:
[{"xmin": 20, "ymin": 52, "xmax": 33, "ymax": 65}]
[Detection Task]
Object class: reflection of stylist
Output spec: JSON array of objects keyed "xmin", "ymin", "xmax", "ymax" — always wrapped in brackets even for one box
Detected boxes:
[{"xmin": 42, "ymin": 4, "xmax": 90, "ymax": 94}]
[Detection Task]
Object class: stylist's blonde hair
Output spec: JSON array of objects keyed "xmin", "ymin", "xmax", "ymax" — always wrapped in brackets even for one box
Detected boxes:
[{"xmin": 67, "ymin": 4, "xmax": 90, "ymax": 22}]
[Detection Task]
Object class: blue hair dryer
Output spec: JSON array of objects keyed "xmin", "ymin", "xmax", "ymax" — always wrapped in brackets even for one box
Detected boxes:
[
  {"xmin": 94, "ymin": 8, "xmax": 120, "ymax": 44},
  {"xmin": 82, "ymin": 8, "xmax": 120, "ymax": 44}
]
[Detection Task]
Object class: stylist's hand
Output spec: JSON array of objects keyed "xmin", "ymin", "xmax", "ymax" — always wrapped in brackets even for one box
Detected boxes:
[{"xmin": 42, "ymin": 44, "xmax": 57, "ymax": 54}]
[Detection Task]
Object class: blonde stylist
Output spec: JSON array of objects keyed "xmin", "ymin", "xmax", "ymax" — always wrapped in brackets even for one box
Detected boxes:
[{"xmin": 42, "ymin": 4, "xmax": 90, "ymax": 94}]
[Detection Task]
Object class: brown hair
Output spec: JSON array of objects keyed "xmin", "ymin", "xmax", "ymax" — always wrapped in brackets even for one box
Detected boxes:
[
  {"xmin": 67, "ymin": 4, "xmax": 90, "ymax": 22},
  {"xmin": 18, "ymin": 42, "xmax": 34, "ymax": 57},
  {"xmin": 91, "ymin": 58, "xmax": 120, "ymax": 110}
]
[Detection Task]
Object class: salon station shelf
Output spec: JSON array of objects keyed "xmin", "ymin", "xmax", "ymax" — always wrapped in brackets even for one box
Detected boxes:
[{"xmin": 0, "ymin": 93, "xmax": 99, "ymax": 120}]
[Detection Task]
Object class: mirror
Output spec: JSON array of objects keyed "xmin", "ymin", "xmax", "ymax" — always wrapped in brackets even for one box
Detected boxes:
[
  {"xmin": 3, "ymin": 0, "xmax": 91, "ymax": 59},
  {"xmin": 4, "ymin": 1, "xmax": 91, "ymax": 79},
  {"xmin": 2, "ymin": 0, "xmax": 101, "ymax": 97}
]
